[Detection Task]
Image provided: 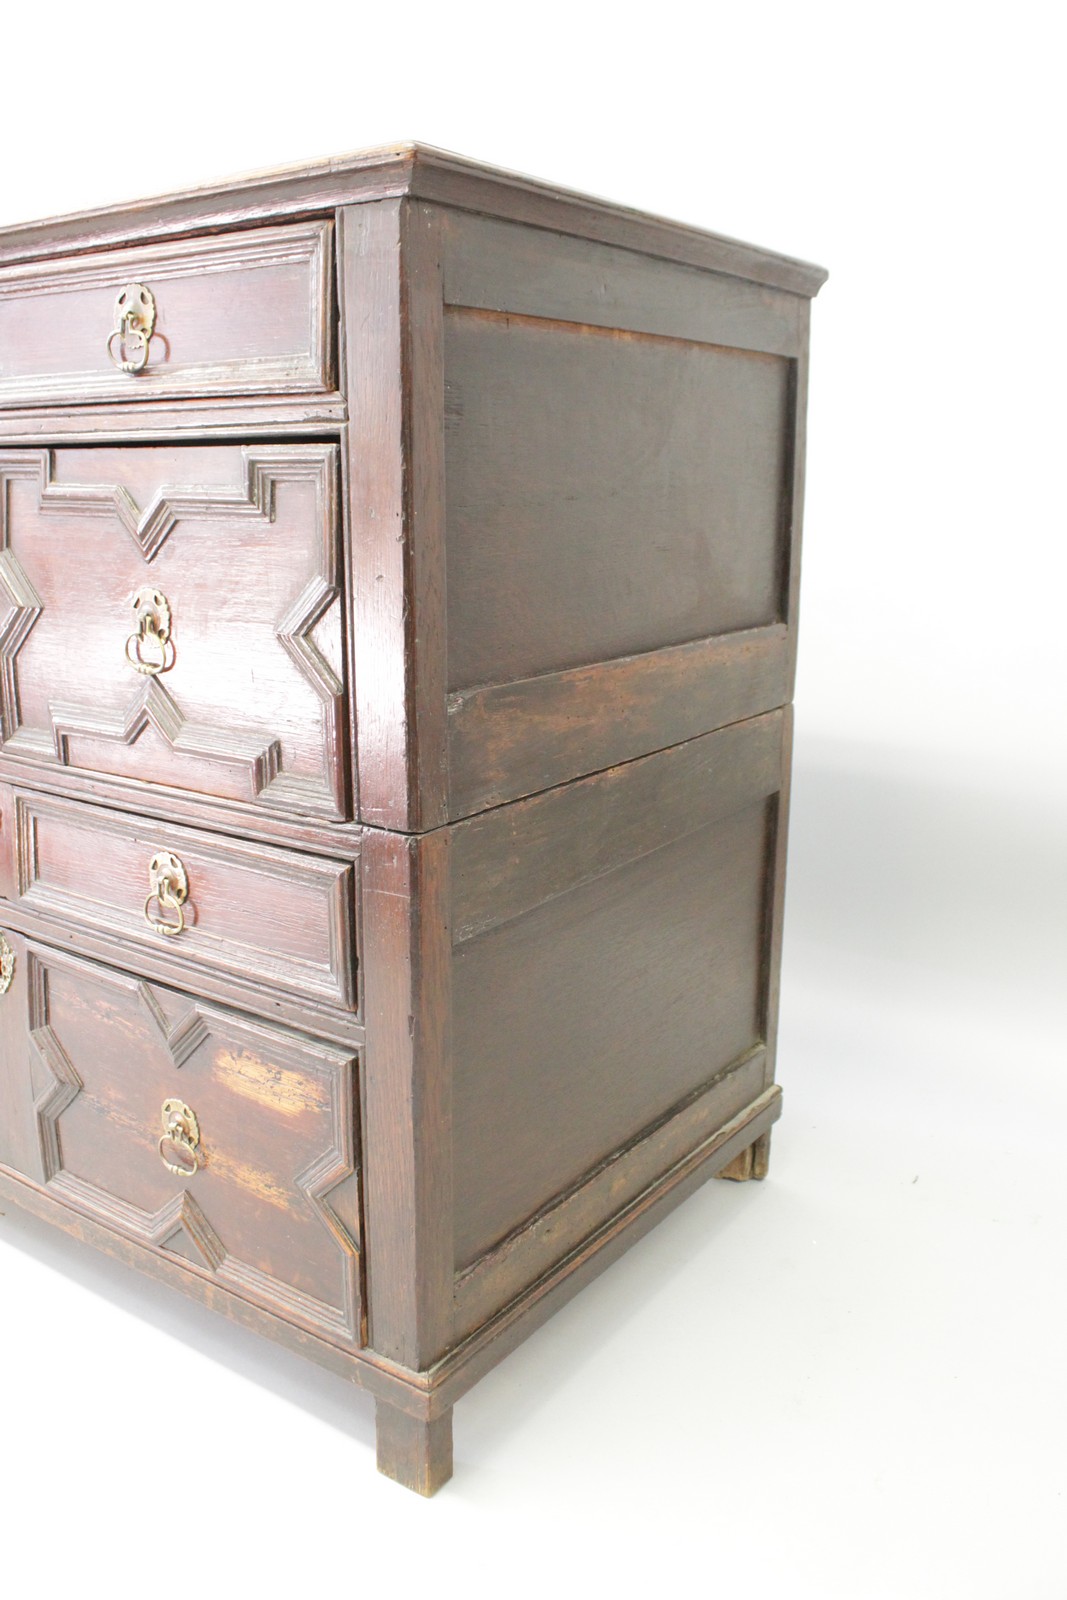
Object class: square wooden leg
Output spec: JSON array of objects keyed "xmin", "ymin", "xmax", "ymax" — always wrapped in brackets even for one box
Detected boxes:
[
  {"xmin": 717, "ymin": 1129, "xmax": 772, "ymax": 1182},
  {"xmin": 375, "ymin": 1400, "xmax": 454, "ymax": 1496}
]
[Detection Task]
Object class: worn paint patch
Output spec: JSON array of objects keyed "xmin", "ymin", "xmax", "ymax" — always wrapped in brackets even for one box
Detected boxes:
[
  {"xmin": 214, "ymin": 1048, "xmax": 325, "ymax": 1118},
  {"xmin": 207, "ymin": 1148, "xmax": 294, "ymax": 1211}
]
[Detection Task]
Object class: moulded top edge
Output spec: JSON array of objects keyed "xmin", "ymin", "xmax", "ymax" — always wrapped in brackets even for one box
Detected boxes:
[{"xmin": 0, "ymin": 141, "xmax": 829, "ymax": 298}]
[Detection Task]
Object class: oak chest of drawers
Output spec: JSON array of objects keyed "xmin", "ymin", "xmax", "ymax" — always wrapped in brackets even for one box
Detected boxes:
[{"xmin": 0, "ymin": 145, "xmax": 826, "ymax": 1494}]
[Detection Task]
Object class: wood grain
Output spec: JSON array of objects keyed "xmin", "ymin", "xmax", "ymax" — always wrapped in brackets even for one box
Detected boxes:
[
  {"xmin": 375, "ymin": 1400, "xmax": 453, "ymax": 1496},
  {"xmin": 11, "ymin": 938, "xmax": 363, "ymax": 1348},
  {"xmin": 0, "ymin": 928, "xmax": 40, "ymax": 1178},
  {"xmin": 342, "ymin": 200, "xmax": 448, "ymax": 830},
  {"xmin": 8, "ymin": 789, "xmax": 358, "ymax": 1011},
  {"xmin": 450, "ymin": 711, "xmax": 784, "ymax": 943},
  {"xmin": 454, "ymin": 1055, "xmax": 771, "ymax": 1335},
  {"xmin": 0, "ymin": 147, "xmax": 826, "ymax": 1492},
  {"xmin": 0, "ymin": 145, "xmax": 828, "ymax": 299},
  {"xmin": 0, "ymin": 444, "xmax": 347, "ymax": 819},
  {"xmin": 0, "ymin": 394, "xmax": 347, "ymax": 447},
  {"xmin": 447, "ymin": 624, "xmax": 789, "ymax": 817},
  {"xmin": 441, "ymin": 208, "xmax": 803, "ymax": 357},
  {"xmin": 430, "ymin": 1088, "xmax": 782, "ymax": 1412},
  {"xmin": 443, "ymin": 307, "xmax": 792, "ymax": 692},
  {"xmin": 0, "ymin": 222, "xmax": 336, "ymax": 408},
  {"xmin": 450, "ymin": 719, "xmax": 784, "ymax": 1270},
  {"xmin": 359, "ymin": 829, "xmax": 453, "ymax": 1368}
]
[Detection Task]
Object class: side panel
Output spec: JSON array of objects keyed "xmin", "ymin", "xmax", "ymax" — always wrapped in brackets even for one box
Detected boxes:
[
  {"xmin": 448, "ymin": 712, "xmax": 789, "ymax": 1335},
  {"xmin": 445, "ymin": 310, "xmax": 791, "ymax": 689},
  {"xmin": 340, "ymin": 201, "xmax": 812, "ymax": 828},
  {"xmin": 439, "ymin": 207, "xmax": 809, "ymax": 819}
]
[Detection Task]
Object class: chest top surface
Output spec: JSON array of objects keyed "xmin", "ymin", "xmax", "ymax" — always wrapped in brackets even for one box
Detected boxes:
[{"xmin": 0, "ymin": 141, "xmax": 828, "ymax": 293}]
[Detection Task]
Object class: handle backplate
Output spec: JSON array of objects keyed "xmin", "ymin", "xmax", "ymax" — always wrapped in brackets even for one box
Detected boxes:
[
  {"xmin": 144, "ymin": 850, "xmax": 189, "ymax": 937},
  {"xmin": 107, "ymin": 282, "xmax": 157, "ymax": 374},
  {"xmin": 125, "ymin": 586, "xmax": 175, "ymax": 677},
  {"xmin": 158, "ymin": 1098, "xmax": 200, "ymax": 1177}
]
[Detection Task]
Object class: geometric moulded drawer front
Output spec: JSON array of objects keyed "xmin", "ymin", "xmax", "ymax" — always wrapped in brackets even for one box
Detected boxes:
[
  {"xmin": 0, "ymin": 443, "xmax": 347, "ymax": 819},
  {"xmin": 0, "ymin": 222, "xmax": 335, "ymax": 410},
  {"xmin": 12, "ymin": 938, "xmax": 362, "ymax": 1350}
]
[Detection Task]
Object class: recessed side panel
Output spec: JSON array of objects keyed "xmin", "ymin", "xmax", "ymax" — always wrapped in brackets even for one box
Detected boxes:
[
  {"xmin": 436, "ymin": 206, "xmax": 806, "ymax": 820},
  {"xmin": 444, "ymin": 308, "xmax": 792, "ymax": 691},
  {"xmin": 449, "ymin": 712, "xmax": 787, "ymax": 1332}
]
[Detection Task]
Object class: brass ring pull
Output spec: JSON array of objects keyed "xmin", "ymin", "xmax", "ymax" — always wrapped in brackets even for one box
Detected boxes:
[
  {"xmin": 158, "ymin": 1098, "xmax": 200, "ymax": 1178},
  {"xmin": 144, "ymin": 884, "xmax": 185, "ymax": 937},
  {"xmin": 144, "ymin": 850, "xmax": 189, "ymax": 938},
  {"xmin": 125, "ymin": 626, "xmax": 174, "ymax": 676},
  {"xmin": 107, "ymin": 326, "xmax": 151, "ymax": 374},
  {"xmin": 125, "ymin": 587, "xmax": 175, "ymax": 677},
  {"xmin": 107, "ymin": 282, "xmax": 157, "ymax": 374}
]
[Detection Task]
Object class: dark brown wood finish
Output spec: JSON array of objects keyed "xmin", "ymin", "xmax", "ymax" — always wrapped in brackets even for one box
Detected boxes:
[
  {"xmin": 341, "ymin": 198, "xmax": 810, "ymax": 825},
  {"xmin": 0, "ymin": 443, "xmax": 347, "ymax": 819},
  {"xmin": 448, "ymin": 623, "xmax": 789, "ymax": 819},
  {"xmin": 718, "ymin": 1129, "xmax": 773, "ymax": 1181},
  {"xmin": 0, "ymin": 395, "xmax": 348, "ymax": 447},
  {"xmin": 440, "ymin": 209, "xmax": 804, "ymax": 355},
  {"xmin": 0, "ymin": 145, "xmax": 828, "ymax": 296},
  {"xmin": 0, "ymin": 145, "xmax": 825, "ymax": 1494},
  {"xmin": 341, "ymin": 200, "xmax": 448, "ymax": 832},
  {"xmin": 376, "ymin": 1400, "xmax": 454, "ymax": 1498},
  {"xmin": 449, "ymin": 715, "xmax": 787, "ymax": 1320},
  {"xmin": 0, "ymin": 788, "xmax": 358, "ymax": 1011},
  {"xmin": 359, "ymin": 827, "xmax": 453, "ymax": 1369},
  {"xmin": 0, "ymin": 222, "xmax": 336, "ymax": 409},
  {"xmin": 0, "ymin": 931, "xmax": 363, "ymax": 1347},
  {"xmin": 760, "ymin": 703, "xmax": 796, "ymax": 1095},
  {"xmin": 444, "ymin": 314, "xmax": 791, "ymax": 689},
  {"xmin": 431, "ymin": 207, "xmax": 807, "ymax": 820}
]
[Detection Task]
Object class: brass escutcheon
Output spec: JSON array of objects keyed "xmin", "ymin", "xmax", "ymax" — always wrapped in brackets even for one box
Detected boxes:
[
  {"xmin": 0, "ymin": 932, "xmax": 15, "ymax": 995},
  {"xmin": 125, "ymin": 586, "xmax": 175, "ymax": 677},
  {"xmin": 107, "ymin": 282, "xmax": 157, "ymax": 374},
  {"xmin": 158, "ymin": 1098, "xmax": 200, "ymax": 1178},
  {"xmin": 144, "ymin": 850, "xmax": 189, "ymax": 938}
]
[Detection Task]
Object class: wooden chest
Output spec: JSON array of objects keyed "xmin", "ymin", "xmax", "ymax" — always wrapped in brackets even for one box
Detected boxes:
[{"xmin": 0, "ymin": 145, "xmax": 826, "ymax": 1493}]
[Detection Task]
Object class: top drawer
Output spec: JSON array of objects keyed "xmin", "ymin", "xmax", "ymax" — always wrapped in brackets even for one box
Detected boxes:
[{"xmin": 0, "ymin": 222, "xmax": 335, "ymax": 409}]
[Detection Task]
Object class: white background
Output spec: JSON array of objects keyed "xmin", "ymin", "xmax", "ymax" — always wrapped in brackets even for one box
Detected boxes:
[{"xmin": 1, "ymin": 4, "xmax": 1064, "ymax": 1596}]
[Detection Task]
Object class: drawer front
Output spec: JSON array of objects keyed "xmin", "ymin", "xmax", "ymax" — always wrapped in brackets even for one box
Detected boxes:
[
  {"xmin": 0, "ymin": 221, "xmax": 334, "ymax": 408},
  {"xmin": 0, "ymin": 932, "xmax": 362, "ymax": 1349},
  {"xmin": 0, "ymin": 790, "xmax": 357, "ymax": 1012},
  {"xmin": 0, "ymin": 443, "xmax": 347, "ymax": 819}
]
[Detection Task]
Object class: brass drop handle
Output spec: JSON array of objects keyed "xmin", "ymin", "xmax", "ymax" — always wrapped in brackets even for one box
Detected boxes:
[
  {"xmin": 125, "ymin": 586, "xmax": 175, "ymax": 677},
  {"xmin": 144, "ymin": 850, "xmax": 189, "ymax": 938},
  {"xmin": 107, "ymin": 281, "xmax": 157, "ymax": 373},
  {"xmin": 158, "ymin": 1098, "xmax": 200, "ymax": 1178}
]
